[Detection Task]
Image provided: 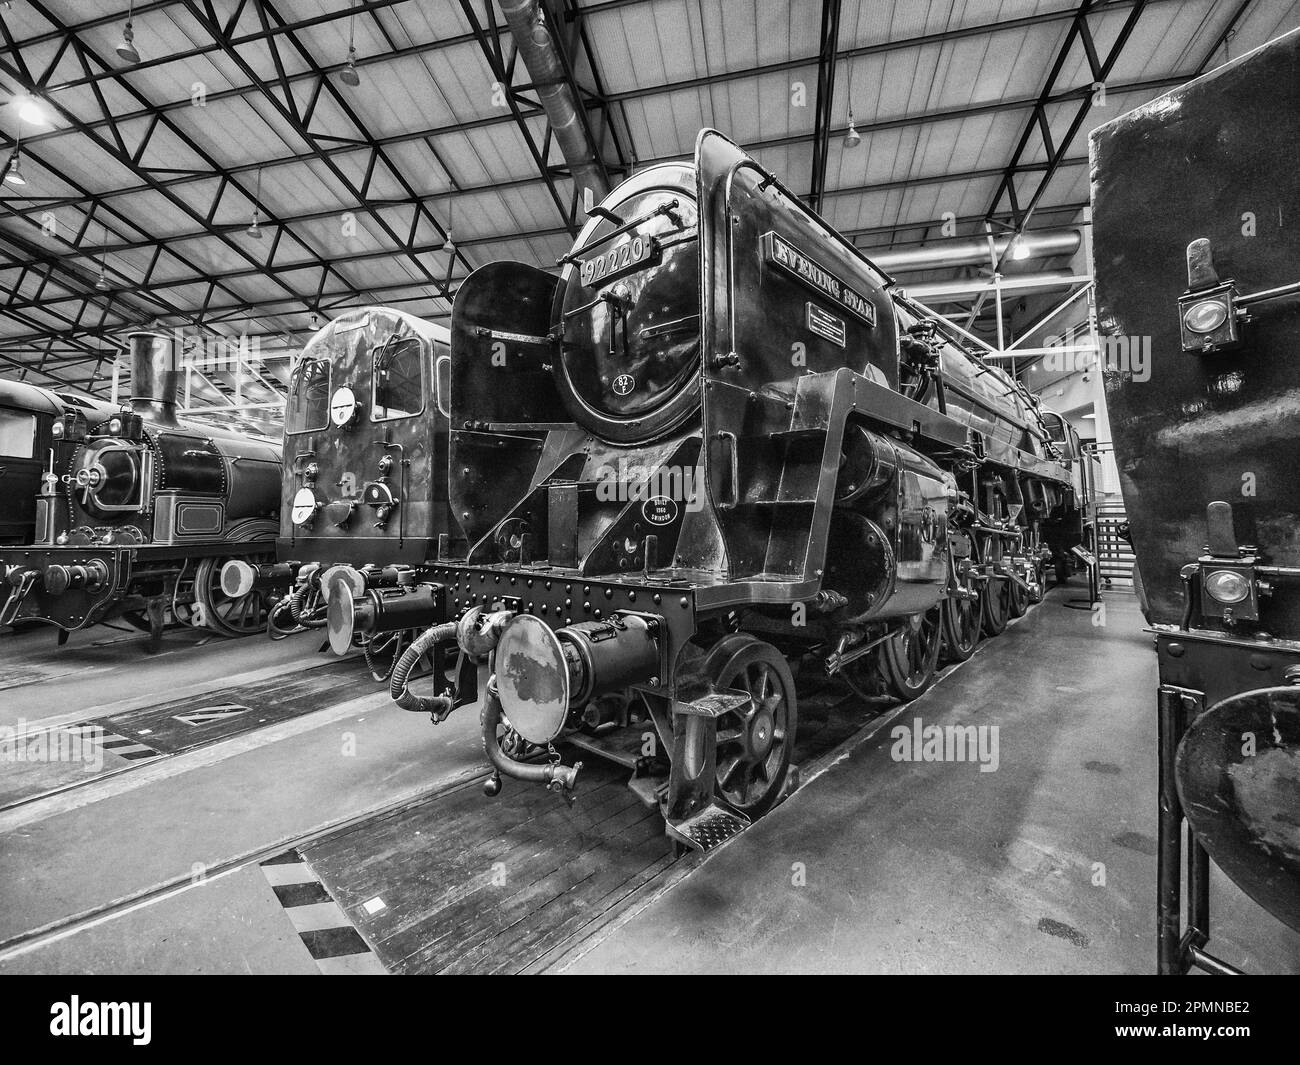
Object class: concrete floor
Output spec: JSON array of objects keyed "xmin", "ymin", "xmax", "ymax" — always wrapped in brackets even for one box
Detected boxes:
[
  {"xmin": 3, "ymin": 589, "xmax": 1297, "ymax": 974},
  {"xmin": 0, "ymin": 625, "xmax": 487, "ymax": 973},
  {"xmin": 0, "ymin": 619, "xmax": 318, "ymax": 729},
  {"xmin": 556, "ymin": 590, "xmax": 1300, "ymax": 975}
]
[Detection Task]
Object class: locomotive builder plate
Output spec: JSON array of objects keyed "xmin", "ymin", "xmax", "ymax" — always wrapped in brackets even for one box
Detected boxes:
[{"xmin": 641, "ymin": 495, "xmax": 679, "ymax": 526}]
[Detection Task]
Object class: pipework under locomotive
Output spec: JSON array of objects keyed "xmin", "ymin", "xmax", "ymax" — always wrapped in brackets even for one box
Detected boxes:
[
  {"xmin": 223, "ymin": 307, "xmax": 457, "ymax": 683},
  {"xmin": 394, "ymin": 130, "xmax": 1086, "ymax": 849},
  {"xmin": 0, "ymin": 331, "xmax": 281, "ymax": 645}
]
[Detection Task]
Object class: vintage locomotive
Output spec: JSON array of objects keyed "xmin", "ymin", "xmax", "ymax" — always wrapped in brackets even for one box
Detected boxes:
[
  {"xmin": 1094, "ymin": 28, "xmax": 1300, "ymax": 973},
  {"xmin": 380, "ymin": 130, "xmax": 1086, "ymax": 849},
  {"xmin": 1, "ymin": 380, "xmax": 115, "ymax": 626},
  {"xmin": 221, "ymin": 307, "xmax": 455, "ymax": 682},
  {"xmin": 0, "ymin": 331, "xmax": 281, "ymax": 646},
  {"xmin": 1, "ymin": 379, "xmax": 116, "ymax": 547}
]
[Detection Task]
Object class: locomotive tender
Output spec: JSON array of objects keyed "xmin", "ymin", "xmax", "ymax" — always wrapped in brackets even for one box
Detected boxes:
[
  {"xmin": 383, "ymin": 130, "xmax": 1086, "ymax": 849},
  {"xmin": 1093, "ymin": 28, "xmax": 1300, "ymax": 973},
  {"xmin": 221, "ymin": 308, "xmax": 455, "ymax": 683},
  {"xmin": 0, "ymin": 331, "xmax": 281, "ymax": 645}
]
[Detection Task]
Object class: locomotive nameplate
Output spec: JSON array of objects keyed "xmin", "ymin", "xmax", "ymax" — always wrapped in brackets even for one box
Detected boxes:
[
  {"xmin": 806, "ymin": 303, "xmax": 846, "ymax": 347},
  {"xmin": 762, "ymin": 232, "xmax": 875, "ymax": 326},
  {"xmin": 578, "ymin": 235, "xmax": 660, "ymax": 288}
]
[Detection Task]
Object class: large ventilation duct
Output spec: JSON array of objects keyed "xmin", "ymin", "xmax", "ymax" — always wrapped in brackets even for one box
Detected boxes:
[
  {"xmin": 865, "ymin": 229, "xmax": 1081, "ymax": 274},
  {"xmin": 901, "ymin": 270, "xmax": 1080, "ymax": 301},
  {"xmin": 498, "ymin": 0, "xmax": 609, "ymax": 203}
]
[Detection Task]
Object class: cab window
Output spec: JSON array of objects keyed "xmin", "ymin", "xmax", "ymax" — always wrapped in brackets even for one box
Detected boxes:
[
  {"xmin": 1040, "ymin": 411, "xmax": 1079, "ymax": 459},
  {"xmin": 373, "ymin": 336, "xmax": 423, "ymax": 420},
  {"xmin": 0, "ymin": 409, "xmax": 36, "ymax": 458},
  {"xmin": 286, "ymin": 358, "xmax": 330, "ymax": 434},
  {"xmin": 1040, "ymin": 411, "xmax": 1067, "ymax": 443},
  {"xmin": 434, "ymin": 340, "xmax": 450, "ymax": 419}
]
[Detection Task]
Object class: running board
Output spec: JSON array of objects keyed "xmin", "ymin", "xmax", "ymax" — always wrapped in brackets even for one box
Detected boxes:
[{"xmin": 665, "ymin": 802, "xmax": 750, "ymax": 852}]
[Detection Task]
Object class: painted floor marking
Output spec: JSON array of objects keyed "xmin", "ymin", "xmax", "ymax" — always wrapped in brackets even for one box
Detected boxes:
[
  {"xmin": 259, "ymin": 849, "xmax": 387, "ymax": 975},
  {"xmin": 51, "ymin": 721, "xmax": 162, "ymax": 763},
  {"xmin": 173, "ymin": 704, "xmax": 251, "ymax": 727}
]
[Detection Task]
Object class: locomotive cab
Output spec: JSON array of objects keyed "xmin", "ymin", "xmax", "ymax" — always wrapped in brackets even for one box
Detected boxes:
[
  {"xmin": 265, "ymin": 307, "xmax": 454, "ymax": 664},
  {"xmin": 280, "ymin": 307, "xmax": 450, "ymax": 565},
  {"xmin": 0, "ymin": 380, "xmax": 62, "ymax": 545}
]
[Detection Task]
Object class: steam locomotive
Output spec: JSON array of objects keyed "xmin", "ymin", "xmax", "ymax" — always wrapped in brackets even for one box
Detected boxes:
[
  {"xmin": 1, "ymin": 380, "xmax": 116, "ymax": 626},
  {"xmin": 1, "ymin": 379, "xmax": 116, "ymax": 547},
  {"xmin": 1094, "ymin": 28, "xmax": 1300, "ymax": 973},
  {"xmin": 219, "ymin": 307, "xmax": 455, "ymax": 683},
  {"xmin": 375, "ymin": 130, "xmax": 1087, "ymax": 850},
  {"xmin": 0, "ymin": 331, "xmax": 282, "ymax": 646}
]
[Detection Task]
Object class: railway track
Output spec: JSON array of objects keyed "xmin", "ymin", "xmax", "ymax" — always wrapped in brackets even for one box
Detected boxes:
[
  {"xmin": 0, "ymin": 654, "xmax": 374, "ymax": 814},
  {"xmin": 0, "ymin": 596, "xmax": 1046, "ymax": 973}
]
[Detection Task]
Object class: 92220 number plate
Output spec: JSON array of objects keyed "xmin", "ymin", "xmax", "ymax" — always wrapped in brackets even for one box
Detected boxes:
[{"xmin": 578, "ymin": 234, "xmax": 659, "ymax": 288}]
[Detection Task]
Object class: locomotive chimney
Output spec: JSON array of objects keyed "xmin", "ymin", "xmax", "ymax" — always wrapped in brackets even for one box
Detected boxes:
[{"xmin": 127, "ymin": 330, "xmax": 180, "ymax": 425}]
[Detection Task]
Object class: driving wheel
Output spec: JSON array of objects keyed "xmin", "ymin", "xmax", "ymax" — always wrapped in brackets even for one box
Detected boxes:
[
  {"xmin": 194, "ymin": 556, "xmax": 269, "ymax": 637},
  {"xmin": 1007, "ymin": 554, "xmax": 1031, "ymax": 618},
  {"xmin": 704, "ymin": 634, "xmax": 797, "ymax": 818},
  {"xmin": 941, "ymin": 568, "xmax": 982, "ymax": 663},
  {"xmin": 881, "ymin": 605, "xmax": 943, "ymax": 701},
  {"xmin": 979, "ymin": 533, "xmax": 1012, "ymax": 637}
]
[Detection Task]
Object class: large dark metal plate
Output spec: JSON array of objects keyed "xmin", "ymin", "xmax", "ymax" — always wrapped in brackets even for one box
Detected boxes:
[
  {"xmin": 1177, "ymin": 686, "xmax": 1300, "ymax": 932},
  {"xmin": 1093, "ymin": 30, "xmax": 1300, "ymax": 627}
]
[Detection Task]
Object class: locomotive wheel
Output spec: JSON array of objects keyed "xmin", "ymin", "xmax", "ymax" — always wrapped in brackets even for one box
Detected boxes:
[
  {"xmin": 1007, "ymin": 558, "xmax": 1031, "ymax": 619},
  {"xmin": 1054, "ymin": 552, "xmax": 1072, "ymax": 585},
  {"xmin": 704, "ymin": 634, "xmax": 796, "ymax": 818},
  {"xmin": 979, "ymin": 534, "xmax": 1012, "ymax": 637},
  {"xmin": 193, "ymin": 557, "xmax": 269, "ymax": 637},
  {"xmin": 881, "ymin": 606, "xmax": 943, "ymax": 702},
  {"xmin": 1029, "ymin": 558, "xmax": 1047, "ymax": 604},
  {"xmin": 941, "ymin": 579, "xmax": 981, "ymax": 663}
]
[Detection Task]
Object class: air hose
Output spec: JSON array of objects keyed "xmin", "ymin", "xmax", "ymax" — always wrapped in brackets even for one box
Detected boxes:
[
  {"xmin": 480, "ymin": 677, "xmax": 580, "ymax": 793},
  {"xmin": 390, "ymin": 620, "xmax": 458, "ymax": 718},
  {"xmin": 288, "ymin": 586, "xmax": 327, "ymax": 628},
  {"xmin": 267, "ymin": 596, "xmax": 300, "ymax": 639}
]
